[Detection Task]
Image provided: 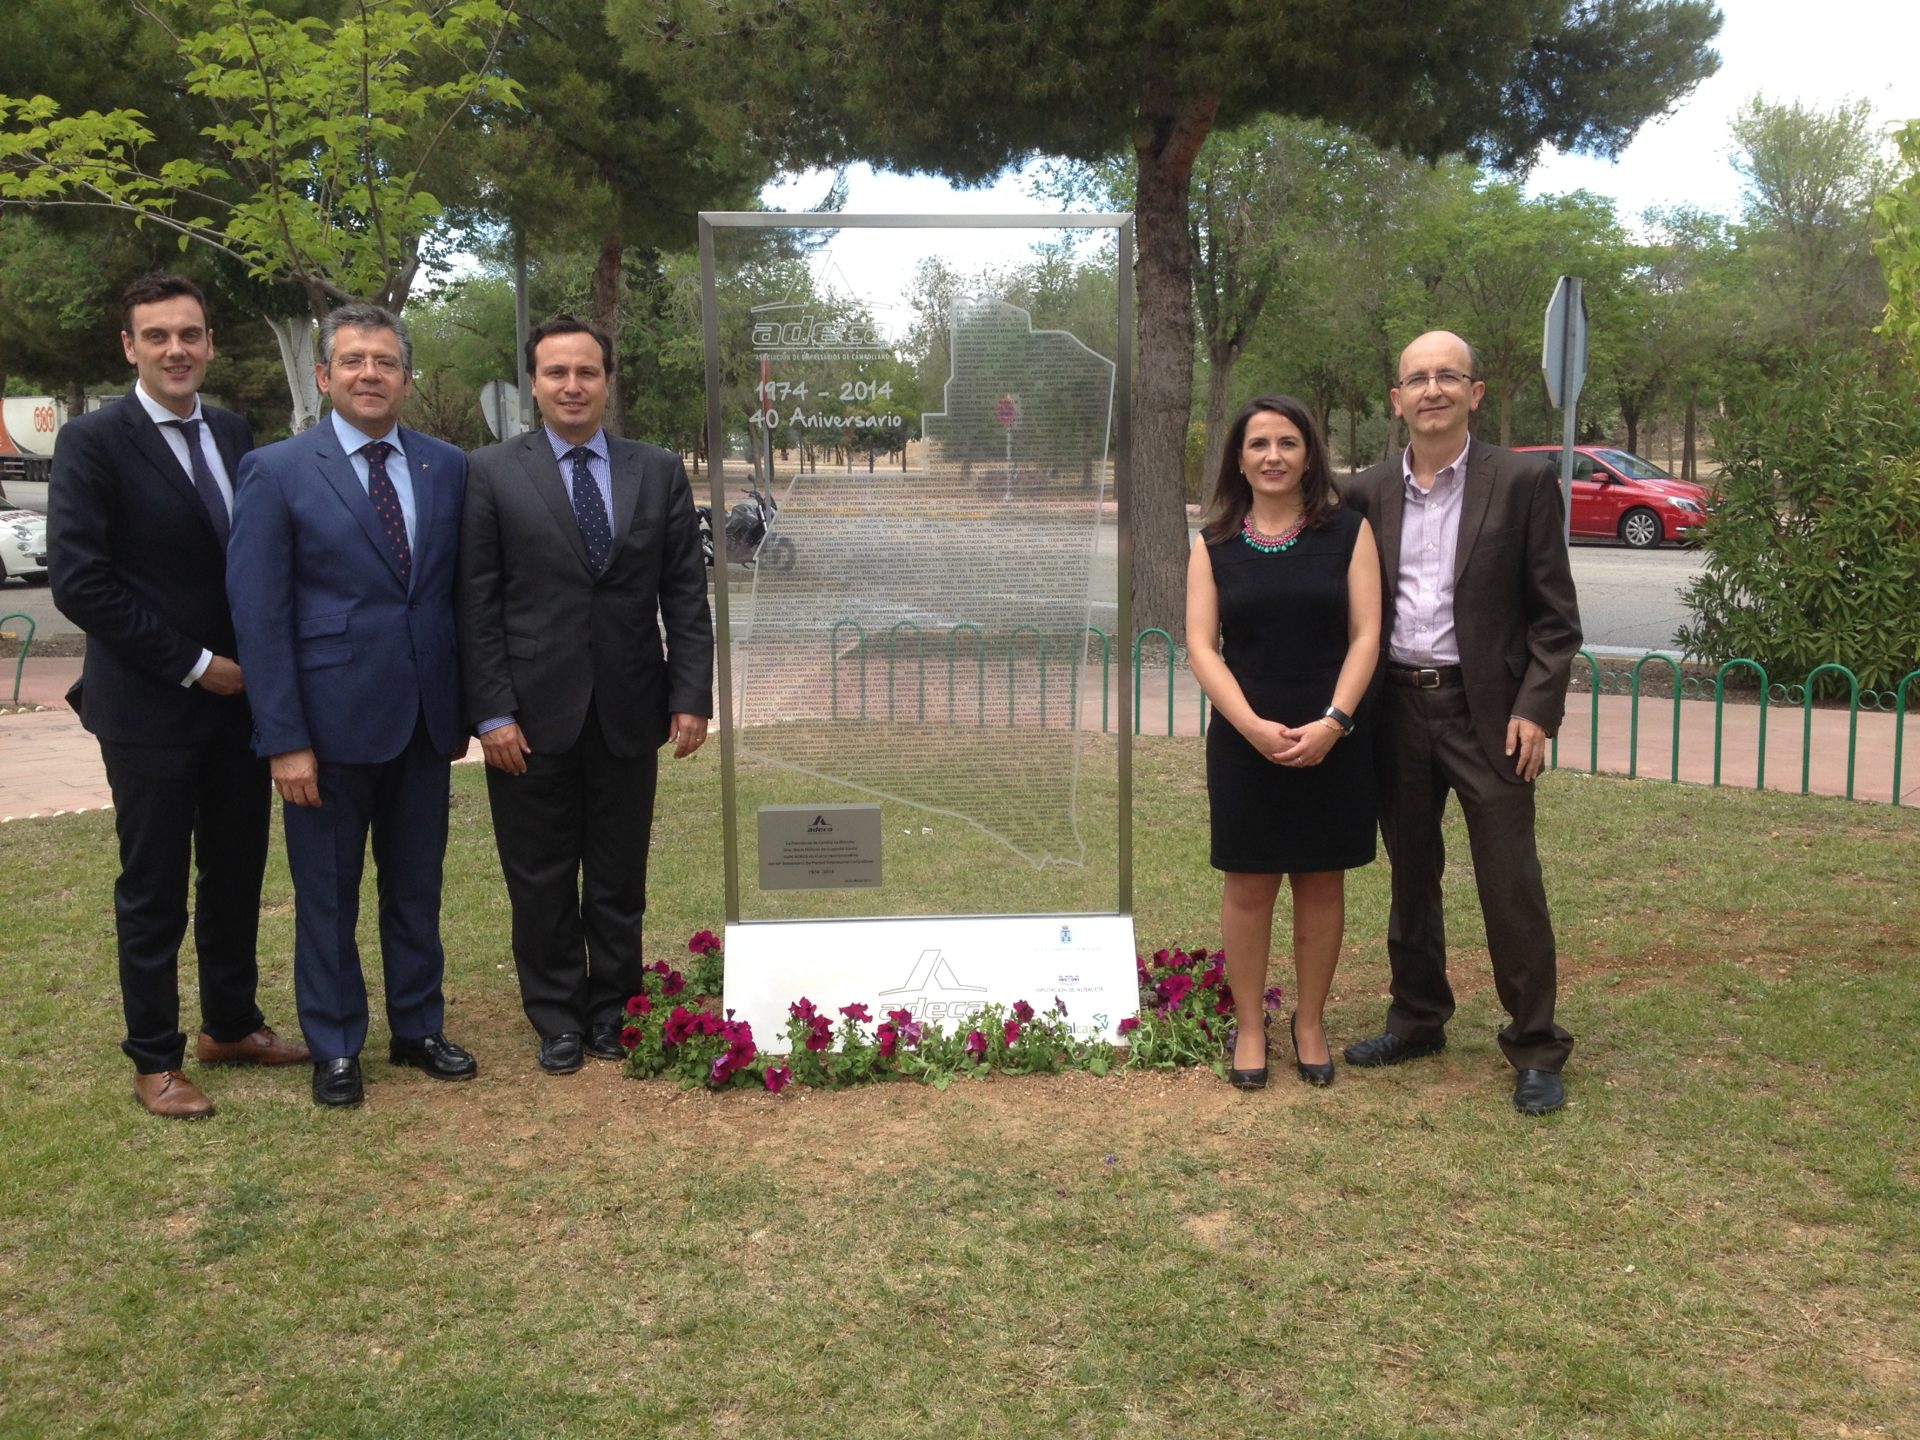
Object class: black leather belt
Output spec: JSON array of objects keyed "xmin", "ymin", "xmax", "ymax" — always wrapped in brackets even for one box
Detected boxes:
[{"xmin": 1387, "ymin": 664, "xmax": 1463, "ymax": 689}]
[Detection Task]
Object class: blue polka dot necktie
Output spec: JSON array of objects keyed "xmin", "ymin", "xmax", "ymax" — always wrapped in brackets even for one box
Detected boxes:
[
  {"xmin": 362, "ymin": 440, "xmax": 411, "ymax": 585},
  {"xmin": 567, "ymin": 446, "xmax": 611, "ymax": 571}
]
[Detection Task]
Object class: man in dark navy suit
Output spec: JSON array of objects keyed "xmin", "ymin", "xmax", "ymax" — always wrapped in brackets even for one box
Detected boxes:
[
  {"xmin": 228, "ymin": 302, "xmax": 475, "ymax": 1108},
  {"xmin": 50, "ymin": 272, "xmax": 309, "ymax": 1119}
]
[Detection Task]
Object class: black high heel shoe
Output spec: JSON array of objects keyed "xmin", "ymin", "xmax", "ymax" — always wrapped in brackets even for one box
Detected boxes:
[
  {"xmin": 1228, "ymin": 1030, "xmax": 1269, "ymax": 1091},
  {"xmin": 1290, "ymin": 1013, "xmax": 1335, "ymax": 1087}
]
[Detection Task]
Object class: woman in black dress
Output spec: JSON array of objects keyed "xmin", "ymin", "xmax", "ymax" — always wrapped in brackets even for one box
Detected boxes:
[{"xmin": 1185, "ymin": 395, "xmax": 1381, "ymax": 1089}]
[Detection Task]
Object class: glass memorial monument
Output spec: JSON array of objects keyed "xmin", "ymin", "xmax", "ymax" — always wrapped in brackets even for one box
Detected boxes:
[{"xmin": 698, "ymin": 214, "xmax": 1137, "ymax": 1044}]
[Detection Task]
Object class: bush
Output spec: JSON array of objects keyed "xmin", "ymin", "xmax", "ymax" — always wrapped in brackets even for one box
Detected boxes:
[{"xmin": 1676, "ymin": 351, "xmax": 1920, "ymax": 693}]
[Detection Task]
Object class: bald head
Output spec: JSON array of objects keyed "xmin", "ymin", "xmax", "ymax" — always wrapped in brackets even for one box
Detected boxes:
[{"xmin": 1398, "ymin": 331, "xmax": 1477, "ymax": 381}]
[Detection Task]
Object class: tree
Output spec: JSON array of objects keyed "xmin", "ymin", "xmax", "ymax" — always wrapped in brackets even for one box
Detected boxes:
[
  {"xmin": 472, "ymin": 0, "xmax": 772, "ymax": 434},
  {"xmin": 1420, "ymin": 181, "xmax": 1631, "ymax": 446},
  {"xmin": 1873, "ymin": 118, "xmax": 1920, "ymax": 362},
  {"xmin": 610, "ymin": 0, "xmax": 1722, "ymax": 635},
  {"xmin": 0, "ymin": 0, "xmax": 521, "ymax": 426},
  {"xmin": 1729, "ymin": 95, "xmax": 1892, "ymax": 354}
]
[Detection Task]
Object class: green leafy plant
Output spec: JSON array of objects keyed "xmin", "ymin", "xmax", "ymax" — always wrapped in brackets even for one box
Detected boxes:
[{"xmin": 1676, "ymin": 349, "xmax": 1920, "ymax": 693}]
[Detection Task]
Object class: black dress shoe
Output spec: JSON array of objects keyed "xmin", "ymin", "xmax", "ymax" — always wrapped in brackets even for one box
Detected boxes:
[
  {"xmin": 1513, "ymin": 1069, "xmax": 1566, "ymax": 1115},
  {"xmin": 539, "ymin": 1032, "xmax": 585, "ymax": 1075},
  {"xmin": 584, "ymin": 1023, "xmax": 625, "ymax": 1061},
  {"xmin": 312, "ymin": 1057, "xmax": 363, "ymax": 1107},
  {"xmin": 1342, "ymin": 1029, "xmax": 1446, "ymax": 1068},
  {"xmin": 388, "ymin": 1032, "xmax": 478, "ymax": 1081},
  {"xmin": 1290, "ymin": 1014, "xmax": 1335, "ymax": 1087}
]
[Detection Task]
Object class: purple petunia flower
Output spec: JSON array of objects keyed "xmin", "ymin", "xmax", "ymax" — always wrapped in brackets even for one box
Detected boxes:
[
  {"xmin": 1118, "ymin": 1016, "xmax": 1141, "ymax": 1035},
  {"xmin": 626, "ymin": 993, "xmax": 651, "ymax": 1017},
  {"xmin": 840, "ymin": 1002, "xmax": 872, "ymax": 1023},
  {"xmin": 965, "ymin": 1029, "xmax": 987, "ymax": 1059},
  {"xmin": 1013, "ymin": 1000, "xmax": 1035, "ymax": 1023},
  {"xmin": 619, "ymin": 1026, "xmax": 642, "ymax": 1050},
  {"xmin": 764, "ymin": 1065, "xmax": 792, "ymax": 1094}
]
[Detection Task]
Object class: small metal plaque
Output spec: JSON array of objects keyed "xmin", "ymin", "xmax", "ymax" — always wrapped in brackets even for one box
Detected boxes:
[{"xmin": 756, "ymin": 804, "xmax": 883, "ymax": 890}]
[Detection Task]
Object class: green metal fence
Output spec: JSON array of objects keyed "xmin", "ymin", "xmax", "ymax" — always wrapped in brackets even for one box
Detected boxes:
[
  {"xmin": 1547, "ymin": 650, "xmax": 1920, "ymax": 806},
  {"xmin": 822, "ymin": 621, "xmax": 1919, "ymax": 805},
  {"xmin": 2, "ymin": 612, "xmax": 34, "ymax": 706}
]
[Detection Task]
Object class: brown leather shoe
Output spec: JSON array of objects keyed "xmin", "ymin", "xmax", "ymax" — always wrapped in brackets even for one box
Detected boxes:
[
  {"xmin": 196, "ymin": 1026, "xmax": 311, "ymax": 1066},
  {"xmin": 133, "ymin": 1069, "xmax": 215, "ymax": 1119}
]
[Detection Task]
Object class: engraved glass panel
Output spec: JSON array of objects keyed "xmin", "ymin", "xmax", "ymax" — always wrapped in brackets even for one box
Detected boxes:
[{"xmin": 702, "ymin": 219, "xmax": 1127, "ymax": 922}]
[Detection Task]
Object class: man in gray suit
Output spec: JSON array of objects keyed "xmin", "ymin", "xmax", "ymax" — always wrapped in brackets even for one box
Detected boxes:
[
  {"xmin": 1340, "ymin": 329, "xmax": 1583, "ymax": 1115},
  {"xmin": 456, "ymin": 316, "xmax": 713, "ymax": 1074}
]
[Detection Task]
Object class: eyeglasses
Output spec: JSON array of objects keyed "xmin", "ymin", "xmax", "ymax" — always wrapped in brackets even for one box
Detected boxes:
[
  {"xmin": 332, "ymin": 353, "xmax": 405, "ymax": 376},
  {"xmin": 1396, "ymin": 369, "xmax": 1475, "ymax": 392}
]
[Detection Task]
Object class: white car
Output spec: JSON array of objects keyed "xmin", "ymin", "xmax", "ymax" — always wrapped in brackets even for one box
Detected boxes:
[{"xmin": 0, "ymin": 509, "xmax": 48, "ymax": 584}]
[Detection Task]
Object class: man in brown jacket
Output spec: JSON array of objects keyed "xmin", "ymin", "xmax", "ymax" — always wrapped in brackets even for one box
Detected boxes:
[{"xmin": 1340, "ymin": 330, "xmax": 1583, "ymax": 1114}]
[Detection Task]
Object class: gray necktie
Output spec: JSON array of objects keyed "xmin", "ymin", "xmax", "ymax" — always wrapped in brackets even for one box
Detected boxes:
[{"xmin": 163, "ymin": 417, "xmax": 230, "ymax": 547}]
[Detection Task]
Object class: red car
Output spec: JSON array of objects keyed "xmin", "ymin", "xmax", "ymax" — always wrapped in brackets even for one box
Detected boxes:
[{"xmin": 1513, "ymin": 445, "xmax": 1711, "ymax": 548}]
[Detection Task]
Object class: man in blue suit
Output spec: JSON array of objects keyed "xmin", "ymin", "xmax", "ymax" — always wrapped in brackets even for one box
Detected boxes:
[{"xmin": 228, "ymin": 302, "xmax": 476, "ymax": 1107}]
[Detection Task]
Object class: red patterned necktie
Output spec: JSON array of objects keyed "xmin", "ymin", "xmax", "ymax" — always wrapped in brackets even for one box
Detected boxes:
[{"xmin": 362, "ymin": 440, "xmax": 411, "ymax": 585}]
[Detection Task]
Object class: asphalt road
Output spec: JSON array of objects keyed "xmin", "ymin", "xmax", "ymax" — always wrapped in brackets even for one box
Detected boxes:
[{"xmin": 1, "ymin": 539, "xmax": 1708, "ymax": 652}]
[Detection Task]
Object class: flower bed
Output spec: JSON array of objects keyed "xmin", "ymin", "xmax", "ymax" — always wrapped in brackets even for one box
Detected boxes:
[{"xmin": 621, "ymin": 934, "xmax": 1284, "ymax": 1091}]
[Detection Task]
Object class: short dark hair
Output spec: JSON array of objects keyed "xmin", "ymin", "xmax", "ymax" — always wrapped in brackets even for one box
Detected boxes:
[
  {"xmin": 121, "ymin": 273, "xmax": 208, "ymax": 335},
  {"xmin": 1199, "ymin": 394, "xmax": 1339, "ymax": 545},
  {"xmin": 319, "ymin": 302, "xmax": 412, "ymax": 373},
  {"xmin": 526, "ymin": 315, "xmax": 615, "ymax": 376}
]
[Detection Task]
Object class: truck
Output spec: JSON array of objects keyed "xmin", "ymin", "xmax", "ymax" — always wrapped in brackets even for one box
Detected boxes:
[{"xmin": 0, "ymin": 396, "xmax": 62, "ymax": 514}]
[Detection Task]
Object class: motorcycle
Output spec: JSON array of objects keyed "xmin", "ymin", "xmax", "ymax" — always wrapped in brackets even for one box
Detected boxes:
[{"xmin": 697, "ymin": 480, "xmax": 795, "ymax": 571}]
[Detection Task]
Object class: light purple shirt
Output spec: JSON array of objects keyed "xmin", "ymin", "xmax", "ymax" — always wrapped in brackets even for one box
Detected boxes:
[{"xmin": 1388, "ymin": 436, "xmax": 1472, "ymax": 667}]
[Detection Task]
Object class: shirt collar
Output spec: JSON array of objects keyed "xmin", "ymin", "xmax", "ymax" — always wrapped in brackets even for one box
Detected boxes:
[
  {"xmin": 1400, "ymin": 435, "xmax": 1473, "ymax": 498},
  {"xmin": 134, "ymin": 381, "xmax": 202, "ymax": 428},
  {"xmin": 329, "ymin": 407, "xmax": 402, "ymax": 456},
  {"xmin": 546, "ymin": 426, "xmax": 608, "ymax": 465}
]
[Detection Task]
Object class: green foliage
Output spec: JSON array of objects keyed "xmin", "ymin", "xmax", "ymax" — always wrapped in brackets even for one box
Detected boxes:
[
  {"xmin": 1730, "ymin": 96, "xmax": 1892, "ymax": 352},
  {"xmin": 1875, "ymin": 118, "xmax": 1920, "ymax": 360},
  {"xmin": 1676, "ymin": 350, "xmax": 1920, "ymax": 692},
  {"xmin": 0, "ymin": 0, "xmax": 521, "ymax": 313}
]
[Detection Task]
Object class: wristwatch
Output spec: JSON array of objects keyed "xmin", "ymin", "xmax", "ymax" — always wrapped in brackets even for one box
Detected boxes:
[{"xmin": 1319, "ymin": 704, "xmax": 1355, "ymax": 737}]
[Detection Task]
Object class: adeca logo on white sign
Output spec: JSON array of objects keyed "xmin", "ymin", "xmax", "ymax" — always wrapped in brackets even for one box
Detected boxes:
[{"xmin": 725, "ymin": 915, "xmax": 1139, "ymax": 1052}]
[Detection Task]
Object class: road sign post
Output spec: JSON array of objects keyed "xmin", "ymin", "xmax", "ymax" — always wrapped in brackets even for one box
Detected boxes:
[{"xmin": 1542, "ymin": 275, "xmax": 1589, "ymax": 547}]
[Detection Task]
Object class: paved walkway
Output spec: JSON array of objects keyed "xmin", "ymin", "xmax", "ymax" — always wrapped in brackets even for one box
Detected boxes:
[{"xmin": 4, "ymin": 655, "xmax": 1916, "ymax": 821}]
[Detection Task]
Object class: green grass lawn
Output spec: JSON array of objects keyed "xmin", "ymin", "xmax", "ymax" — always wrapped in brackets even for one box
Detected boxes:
[{"xmin": 1, "ymin": 742, "xmax": 1915, "ymax": 1438}]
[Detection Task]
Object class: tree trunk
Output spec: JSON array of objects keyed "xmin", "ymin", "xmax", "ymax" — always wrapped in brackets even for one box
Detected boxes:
[
  {"xmin": 64, "ymin": 377, "xmax": 86, "ymax": 421},
  {"xmin": 1198, "ymin": 343, "xmax": 1239, "ymax": 501},
  {"xmin": 265, "ymin": 316, "xmax": 322, "ymax": 433},
  {"xmin": 1132, "ymin": 80, "xmax": 1220, "ymax": 642},
  {"xmin": 590, "ymin": 230, "xmax": 624, "ymax": 436},
  {"xmin": 1622, "ymin": 400, "xmax": 1639, "ymax": 456},
  {"xmin": 1497, "ymin": 387, "xmax": 1513, "ymax": 448},
  {"xmin": 1346, "ymin": 410, "xmax": 1360, "ymax": 477},
  {"xmin": 1682, "ymin": 397, "xmax": 1697, "ymax": 483}
]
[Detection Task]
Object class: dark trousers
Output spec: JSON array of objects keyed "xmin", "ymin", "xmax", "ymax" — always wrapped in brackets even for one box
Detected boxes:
[
  {"xmin": 484, "ymin": 702, "xmax": 657, "ymax": 1039},
  {"xmin": 98, "ymin": 738, "xmax": 271, "ymax": 1073},
  {"xmin": 282, "ymin": 715, "xmax": 451, "ymax": 1062},
  {"xmin": 1375, "ymin": 682, "xmax": 1574, "ymax": 1072}
]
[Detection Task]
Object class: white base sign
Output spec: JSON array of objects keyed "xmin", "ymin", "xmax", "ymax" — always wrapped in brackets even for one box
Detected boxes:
[{"xmin": 725, "ymin": 914, "xmax": 1140, "ymax": 1052}]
